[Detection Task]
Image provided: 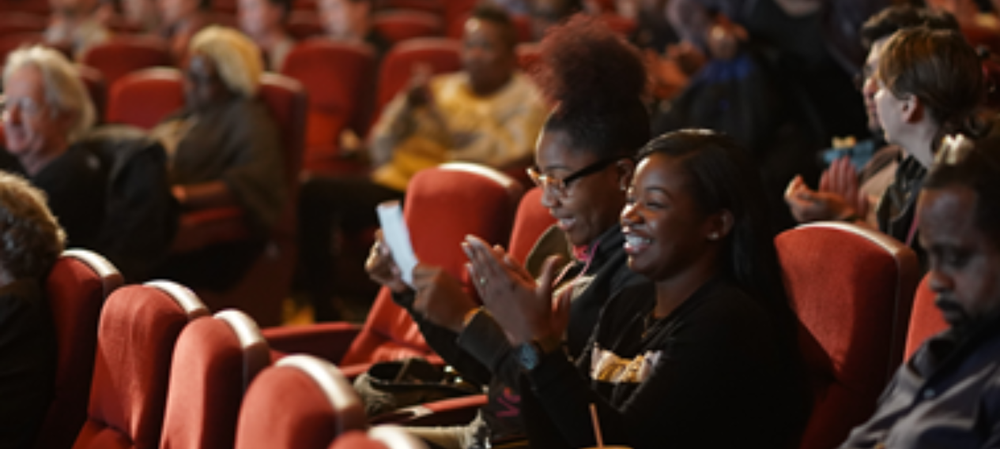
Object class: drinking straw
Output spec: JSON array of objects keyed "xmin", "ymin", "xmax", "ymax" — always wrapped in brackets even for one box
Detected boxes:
[{"xmin": 590, "ymin": 403, "xmax": 604, "ymax": 448}]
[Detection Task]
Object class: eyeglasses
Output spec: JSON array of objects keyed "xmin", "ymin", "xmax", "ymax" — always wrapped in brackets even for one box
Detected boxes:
[
  {"xmin": 0, "ymin": 95, "xmax": 45, "ymax": 118},
  {"xmin": 526, "ymin": 157, "xmax": 624, "ymax": 197}
]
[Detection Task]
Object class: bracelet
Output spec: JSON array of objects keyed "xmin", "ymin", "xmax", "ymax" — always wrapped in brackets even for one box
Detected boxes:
[{"xmin": 461, "ymin": 307, "xmax": 482, "ymax": 329}]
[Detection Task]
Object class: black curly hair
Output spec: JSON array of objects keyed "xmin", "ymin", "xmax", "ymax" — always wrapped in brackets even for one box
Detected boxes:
[
  {"xmin": 0, "ymin": 172, "xmax": 65, "ymax": 280},
  {"xmin": 536, "ymin": 15, "xmax": 650, "ymax": 160}
]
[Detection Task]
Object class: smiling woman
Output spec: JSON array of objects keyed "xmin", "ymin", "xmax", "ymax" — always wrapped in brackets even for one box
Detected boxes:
[{"xmin": 465, "ymin": 129, "xmax": 807, "ymax": 449}]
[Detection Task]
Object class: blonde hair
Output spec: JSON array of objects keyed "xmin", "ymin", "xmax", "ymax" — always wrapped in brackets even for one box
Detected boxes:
[
  {"xmin": 189, "ymin": 26, "xmax": 264, "ymax": 98},
  {"xmin": 3, "ymin": 45, "xmax": 96, "ymax": 143}
]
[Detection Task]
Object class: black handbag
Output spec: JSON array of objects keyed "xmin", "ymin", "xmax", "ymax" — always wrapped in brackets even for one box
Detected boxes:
[{"xmin": 353, "ymin": 358, "xmax": 482, "ymax": 417}]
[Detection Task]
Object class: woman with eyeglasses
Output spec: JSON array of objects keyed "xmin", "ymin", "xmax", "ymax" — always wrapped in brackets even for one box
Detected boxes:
[
  {"xmin": 365, "ymin": 16, "xmax": 651, "ymax": 449},
  {"xmin": 464, "ymin": 129, "xmax": 805, "ymax": 449}
]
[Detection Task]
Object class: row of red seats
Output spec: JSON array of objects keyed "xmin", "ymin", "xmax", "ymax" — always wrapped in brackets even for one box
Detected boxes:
[
  {"xmin": 37, "ymin": 160, "xmax": 531, "ymax": 448},
  {"xmin": 41, "ymin": 250, "xmax": 424, "ymax": 449}
]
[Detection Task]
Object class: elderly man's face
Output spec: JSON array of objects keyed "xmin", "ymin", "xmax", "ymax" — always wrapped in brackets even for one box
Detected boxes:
[
  {"xmin": 919, "ymin": 186, "xmax": 1000, "ymax": 332},
  {"xmin": 2, "ymin": 66, "xmax": 73, "ymax": 160}
]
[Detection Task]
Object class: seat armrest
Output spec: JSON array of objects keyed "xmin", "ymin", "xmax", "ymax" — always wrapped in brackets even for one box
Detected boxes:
[
  {"xmin": 262, "ymin": 322, "xmax": 363, "ymax": 363},
  {"xmin": 369, "ymin": 394, "xmax": 487, "ymax": 427},
  {"xmin": 171, "ymin": 206, "xmax": 252, "ymax": 253}
]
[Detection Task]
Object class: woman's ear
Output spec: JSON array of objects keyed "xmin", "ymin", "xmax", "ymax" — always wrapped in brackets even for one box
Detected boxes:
[
  {"xmin": 706, "ymin": 209, "xmax": 734, "ymax": 241},
  {"xmin": 616, "ymin": 159, "xmax": 635, "ymax": 192}
]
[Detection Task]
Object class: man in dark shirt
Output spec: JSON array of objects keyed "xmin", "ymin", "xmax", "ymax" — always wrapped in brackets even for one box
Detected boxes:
[
  {"xmin": 839, "ymin": 135, "xmax": 1000, "ymax": 448},
  {"xmin": 1, "ymin": 46, "xmax": 177, "ymax": 281}
]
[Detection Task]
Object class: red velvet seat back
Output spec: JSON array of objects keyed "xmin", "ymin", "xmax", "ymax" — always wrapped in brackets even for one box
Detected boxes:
[
  {"xmin": 234, "ymin": 355, "xmax": 366, "ymax": 449},
  {"xmin": 507, "ymin": 187, "xmax": 555, "ymax": 265},
  {"xmin": 105, "ymin": 68, "xmax": 184, "ymax": 129},
  {"xmin": 285, "ymin": 11, "xmax": 324, "ymax": 40},
  {"xmin": 329, "ymin": 426, "xmax": 427, "ymax": 449},
  {"xmin": 75, "ymin": 65, "xmax": 107, "ymax": 124},
  {"xmin": 338, "ymin": 163, "xmax": 523, "ymax": 367},
  {"xmin": 375, "ymin": 38, "xmax": 461, "ymax": 118},
  {"xmin": 904, "ymin": 274, "xmax": 946, "ymax": 359},
  {"xmin": 372, "ymin": 10, "xmax": 443, "ymax": 44},
  {"xmin": 35, "ymin": 250, "xmax": 123, "ymax": 449},
  {"xmin": 280, "ymin": 39, "xmax": 375, "ymax": 165},
  {"xmin": 80, "ymin": 36, "xmax": 172, "ymax": 89},
  {"xmin": 161, "ymin": 310, "xmax": 270, "ymax": 449},
  {"xmin": 776, "ymin": 222, "xmax": 919, "ymax": 449},
  {"xmin": 0, "ymin": 12, "xmax": 47, "ymax": 35},
  {"xmin": 73, "ymin": 281, "xmax": 209, "ymax": 449}
]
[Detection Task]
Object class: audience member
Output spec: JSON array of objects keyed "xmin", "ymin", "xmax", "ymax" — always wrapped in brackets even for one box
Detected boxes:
[
  {"xmin": 297, "ymin": 4, "xmax": 546, "ymax": 321},
  {"xmin": 158, "ymin": 0, "xmax": 217, "ymax": 59},
  {"xmin": 838, "ymin": 133, "xmax": 1000, "ymax": 449},
  {"xmin": 365, "ymin": 15, "xmax": 650, "ymax": 448},
  {"xmin": 45, "ymin": 0, "xmax": 112, "ymax": 57},
  {"xmin": 0, "ymin": 172, "xmax": 65, "ymax": 449},
  {"xmin": 1, "ymin": 46, "xmax": 177, "ymax": 281},
  {"xmin": 786, "ymin": 27, "xmax": 984, "ymax": 259},
  {"xmin": 528, "ymin": 0, "xmax": 581, "ymax": 41},
  {"xmin": 790, "ymin": 5, "xmax": 960, "ymax": 226},
  {"xmin": 120, "ymin": 0, "xmax": 162, "ymax": 32},
  {"xmin": 317, "ymin": 0, "xmax": 391, "ymax": 58},
  {"xmin": 151, "ymin": 26, "xmax": 285, "ymax": 288},
  {"xmin": 463, "ymin": 130, "xmax": 804, "ymax": 449},
  {"xmin": 238, "ymin": 0, "xmax": 295, "ymax": 71}
]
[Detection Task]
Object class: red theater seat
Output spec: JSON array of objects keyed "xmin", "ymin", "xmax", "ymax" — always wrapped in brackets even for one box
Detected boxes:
[
  {"xmin": 104, "ymin": 67, "xmax": 184, "ymax": 129},
  {"xmin": 264, "ymin": 163, "xmax": 523, "ymax": 377},
  {"xmin": 161, "ymin": 310, "xmax": 271, "ymax": 449},
  {"xmin": 375, "ymin": 37, "xmax": 461, "ymax": 118},
  {"xmin": 280, "ymin": 38, "xmax": 375, "ymax": 172},
  {"xmin": 776, "ymin": 222, "xmax": 919, "ymax": 449},
  {"xmin": 0, "ymin": 12, "xmax": 47, "ymax": 35},
  {"xmin": 73, "ymin": 281, "xmax": 209, "ymax": 449},
  {"xmin": 507, "ymin": 187, "xmax": 554, "ymax": 264},
  {"xmin": 329, "ymin": 426, "xmax": 428, "ymax": 449},
  {"xmin": 80, "ymin": 36, "xmax": 172, "ymax": 89},
  {"xmin": 904, "ymin": 274, "xmax": 946, "ymax": 359},
  {"xmin": 372, "ymin": 10, "xmax": 443, "ymax": 44},
  {"xmin": 34, "ymin": 250, "xmax": 123, "ymax": 449},
  {"xmin": 286, "ymin": 11, "xmax": 325, "ymax": 40},
  {"xmin": 234, "ymin": 355, "xmax": 367, "ymax": 449}
]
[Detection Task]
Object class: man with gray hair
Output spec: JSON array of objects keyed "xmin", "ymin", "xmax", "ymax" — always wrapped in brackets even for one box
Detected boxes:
[{"xmin": 1, "ymin": 45, "xmax": 177, "ymax": 281}]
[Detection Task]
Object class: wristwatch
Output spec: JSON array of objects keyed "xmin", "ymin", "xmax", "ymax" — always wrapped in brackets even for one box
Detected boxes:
[{"xmin": 517, "ymin": 340, "xmax": 546, "ymax": 371}]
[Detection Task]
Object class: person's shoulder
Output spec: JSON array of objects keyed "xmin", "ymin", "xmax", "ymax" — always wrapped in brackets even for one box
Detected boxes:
[{"xmin": 692, "ymin": 280, "xmax": 769, "ymax": 324}]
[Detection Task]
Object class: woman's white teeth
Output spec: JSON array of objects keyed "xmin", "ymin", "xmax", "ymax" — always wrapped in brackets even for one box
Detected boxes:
[{"xmin": 625, "ymin": 235, "xmax": 650, "ymax": 246}]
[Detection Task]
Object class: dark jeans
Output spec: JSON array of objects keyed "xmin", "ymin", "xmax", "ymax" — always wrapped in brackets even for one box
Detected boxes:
[{"xmin": 296, "ymin": 175, "xmax": 404, "ymax": 321}]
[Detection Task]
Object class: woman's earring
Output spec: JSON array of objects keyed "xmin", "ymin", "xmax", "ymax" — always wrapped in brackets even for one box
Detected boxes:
[{"xmin": 708, "ymin": 232, "xmax": 719, "ymax": 241}]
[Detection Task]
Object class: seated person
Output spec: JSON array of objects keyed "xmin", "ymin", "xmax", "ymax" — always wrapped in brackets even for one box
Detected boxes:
[
  {"xmin": 45, "ymin": 0, "xmax": 112, "ymax": 58},
  {"xmin": 785, "ymin": 26, "xmax": 984, "ymax": 261},
  {"xmin": 238, "ymin": 0, "xmax": 295, "ymax": 71},
  {"xmin": 317, "ymin": 0, "xmax": 390, "ymax": 58},
  {"xmin": 365, "ymin": 15, "xmax": 650, "ymax": 448},
  {"xmin": 838, "ymin": 134, "xmax": 1000, "ymax": 449},
  {"xmin": 0, "ymin": 172, "xmax": 65, "ymax": 449},
  {"xmin": 297, "ymin": 4, "xmax": 546, "ymax": 321},
  {"xmin": 788, "ymin": 5, "xmax": 960, "ymax": 227},
  {"xmin": 1, "ymin": 45, "xmax": 177, "ymax": 281},
  {"xmin": 157, "ymin": 0, "xmax": 218, "ymax": 59},
  {"xmin": 463, "ymin": 130, "xmax": 806, "ymax": 449},
  {"xmin": 152, "ymin": 26, "xmax": 285, "ymax": 289},
  {"xmin": 529, "ymin": 0, "xmax": 581, "ymax": 42}
]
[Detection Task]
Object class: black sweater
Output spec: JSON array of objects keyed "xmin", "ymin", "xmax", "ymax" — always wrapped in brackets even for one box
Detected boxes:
[{"xmin": 522, "ymin": 278, "xmax": 796, "ymax": 449}]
